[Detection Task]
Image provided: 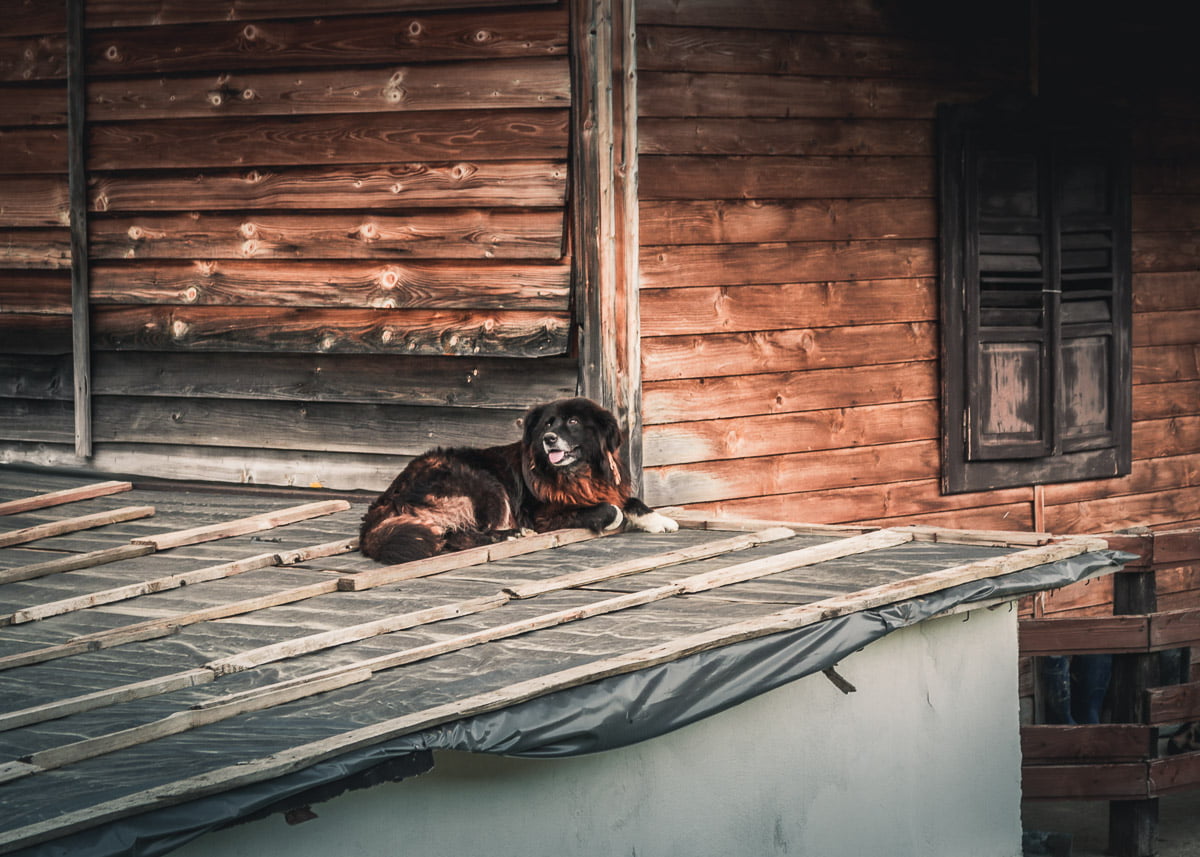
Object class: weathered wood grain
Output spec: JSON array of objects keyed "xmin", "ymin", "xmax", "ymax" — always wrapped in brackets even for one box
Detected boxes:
[
  {"xmin": 1134, "ymin": 345, "xmax": 1200, "ymax": 384},
  {"xmin": 641, "ymin": 361, "xmax": 937, "ymax": 424},
  {"xmin": 91, "ymin": 306, "xmax": 571, "ymax": 358},
  {"xmin": 0, "ymin": 543, "xmax": 154, "ymax": 584},
  {"xmin": 0, "ymin": 479, "xmax": 130, "ymax": 515},
  {"xmin": 643, "ymin": 401, "xmax": 938, "ymax": 466},
  {"xmin": 0, "ymin": 228, "xmax": 71, "ymax": 268},
  {"xmin": 638, "ymin": 117, "xmax": 931, "ymax": 157},
  {"xmin": 0, "ymin": 505, "xmax": 154, "ymax": 550},
  {"xmin": 86, "ymin": 8, "xmax": 566, "ymax": 76},
  {"xmin": 639, "ymin": 71, "xmax": 985, "ymax": 119},
  {"xmin": 90, "ymin": 161, "xmax": 567, "ymax": 209},
  {"xmin": 89, "ymin": 260, "xmax": 569, "ymax": 310},
  {"xmin": 84, "ymin": 351, "xmax": 575, "ymax": 407},
  {"xmin": 639, "ymin": 198, "xmax": 935, "ymax": 244},
  {"xmin": 86, "ymin": 0, "xmax": 558, "ymax": 28},
  {"xmin": 640, "ymin": 279, "xmax": 936, "ymax": 336},
  {"xmin": 0, "ymin": 175, "xmax": 68, "ymax": 225},
  {"xmin": 0, "ymin": 271, "xmax": 71, "ymax": 314},
  {"xmin": 89, "ymin": 211, "xmax": 566, "ymax": 261},
  {"xmin": 87, "ymin": 110, "xmax": 569, "ymax": 170},
  {"xmin": 0, "ymin": 127, "xmax": 67, "ymax": 173},
  {"xmin": 639, "ymin": 155, "xmax": 934, "ymax": 200},
  {"xmin": 87, "ymin": 58, "xmax": 568, "ymax": 121},
  {"xmin": 130, "ymin": 501, "xmax": 350, "ymax": 549},
  {"xmin": 0, "ymin": 314, "xmax": 72, "ymax": 354},
  {"xmin": 641, "ymin": 322, "xmax": 938, "ymax": 381}
]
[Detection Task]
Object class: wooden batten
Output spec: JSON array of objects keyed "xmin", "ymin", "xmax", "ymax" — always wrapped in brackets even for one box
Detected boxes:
[{"xmin": 0, "ymin": 480, "xmax": 130, "ymax": 516}]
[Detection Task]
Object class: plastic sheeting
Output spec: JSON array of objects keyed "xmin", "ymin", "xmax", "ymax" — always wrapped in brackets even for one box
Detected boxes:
[{"xmin": 17, "ymin": 549, "xmax": 1129, "ymax": 857}]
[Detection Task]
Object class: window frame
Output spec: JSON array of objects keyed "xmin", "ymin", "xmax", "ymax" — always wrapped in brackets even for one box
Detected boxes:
[{"xmin": 938, "ymin": 96, "xmax": 1133, "ymax": 495}]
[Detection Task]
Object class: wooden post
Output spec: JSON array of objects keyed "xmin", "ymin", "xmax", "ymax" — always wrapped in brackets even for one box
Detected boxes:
[
  {"xmin": 65, "ymin": 0, "xmax": 92, "ymax": 458},
  {"xmin": 570, "ymin": 0, "xmax": 643, "ymax": 489},
  {"xmin": 1109, "ymin": 568, "xmax": 1160, "ymax": 857}
]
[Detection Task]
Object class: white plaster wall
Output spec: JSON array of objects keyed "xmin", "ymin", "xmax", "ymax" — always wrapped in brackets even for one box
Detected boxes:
[{"xmin": 172, "ymin": 605, "xmax": 1023, "ymax": 857}]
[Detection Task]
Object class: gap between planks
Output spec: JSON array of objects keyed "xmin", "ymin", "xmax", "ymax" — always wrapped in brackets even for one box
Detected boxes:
[{"xmin": 0, "ymin": 535, "xmax": 1108, "ymax": 849}]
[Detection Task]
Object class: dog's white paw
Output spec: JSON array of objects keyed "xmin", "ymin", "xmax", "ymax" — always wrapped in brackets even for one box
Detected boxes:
[
  {"xmin": 628, "ymin": 510, "xmax": 678, "ymax": 534},
  {"xmin": 603, "ymin": 505, "xmax": 625, "ymax": 531}
]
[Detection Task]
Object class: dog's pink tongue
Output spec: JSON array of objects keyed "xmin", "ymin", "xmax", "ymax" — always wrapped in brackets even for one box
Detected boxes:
[{"xmin": 548, "ymin": 449, "xmax": 566, "ymax": 465}]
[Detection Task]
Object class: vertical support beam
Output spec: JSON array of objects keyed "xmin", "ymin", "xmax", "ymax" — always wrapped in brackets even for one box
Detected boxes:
[
  {"xmin": 570, "ymin": 0, "xmax": 642, "ymax": 490},
  {"xmin": 1108, "ymin": 569, "xmax": 1159, "ymax": 857},
  {"xmin": 65, "ymin": 0, "xmax": 92, "ymax": 457}
]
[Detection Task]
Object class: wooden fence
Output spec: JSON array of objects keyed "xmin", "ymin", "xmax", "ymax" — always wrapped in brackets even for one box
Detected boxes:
[{"xmin": 1020, "ymin": 527, "xmax": 1200, "ymax": 857}]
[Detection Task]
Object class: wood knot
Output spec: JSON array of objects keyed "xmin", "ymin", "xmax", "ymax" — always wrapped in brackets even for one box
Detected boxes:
[
  {"xmin": 103, "ymin": 45, "xmax": 122, "ymax": 62},
  {"xmin": 378, "ymin": 268, "xmax": 400, "ymax": 289},
  {"xmin": 170, "ymin": 320, "xmax": 189, "ymax": 339}
]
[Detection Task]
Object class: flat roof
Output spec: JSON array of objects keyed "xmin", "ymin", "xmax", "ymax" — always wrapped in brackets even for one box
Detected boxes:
[{"xmin": 0, "ymin": 467, "xmax": 1117, "ymax": 856}]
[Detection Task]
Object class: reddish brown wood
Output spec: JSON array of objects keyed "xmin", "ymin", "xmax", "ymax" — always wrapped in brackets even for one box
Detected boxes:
[
  {"xmin": 90, "ymin": 161, "xmax": 567, "ymax": 210},
  {"xmin": 1021, "ymin": 725, "xmax": 1155, "ymax": 764},
  {"xmin": 89, "ymin": 211, "xmax": 566, "ymax": 261},
  {"xmin": 1019, "ymin": 616, "xmax": 1150, "ymax": 656},
  {"xmin": 91, "ymin": 305, "xmax": 570, "ymax": 358},
  {"xmin": 90, "ymin": 260, "xmax": 570, "ymax": 310},
  {"xmin": 1146, "ymin": 680, "xmax": 1200, "ymax": 725},
  {"xmin": 638, "ymin": 117, "xmax": 931, "ymax": 157}
]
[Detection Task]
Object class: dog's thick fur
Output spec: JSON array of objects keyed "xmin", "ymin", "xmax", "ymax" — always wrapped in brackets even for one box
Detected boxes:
[{"xmin": 360, "ymin": 398, "xmax": 677, "ymax": 564}]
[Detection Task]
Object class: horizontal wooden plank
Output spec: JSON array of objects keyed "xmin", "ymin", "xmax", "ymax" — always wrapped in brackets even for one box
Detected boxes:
[
  {"xmin": 643, "ymin": 439, "xmax": 940, "ymax": 507},
  {"xmin": 87, "ymin": 57, "xmax": 569, "ymax": 121},
  {"xmin": 1047, "ymin": 484, "xmax": 1200, "ymax": 535},
  {"xmin": 1133, "ymin": 196, "xmax": 1200, "ymax": 233},
  {"xmin": 86, "ymin": 398, "xmax": 524, "ymax": 455},
  {"xmin": 0, "ymin": 176, "xmax": 68, "ymax": 225},
  {"xmin": 87, "ymin": 8, "xmax": 566, "ymax": 76},
  {"xmin": 640, "ymin": 278, "xmax": 936, "ymax": 335},
  {"xmin": 644, "ymin": 401, "xmax": 938, "ymax": 467},
  {"xmin": 1022, "ymin": 762, "xmax": 1150, "ymax": 800},
  {"xmin": 638, "ymin": 71, "xmax": 983, "ymax": 119},
  {"xmin": 639, "ymin": 198, "xmax": 935, "ymax": 244},
  {"xmin": 1019, "ymin": 615, "xmax": 1150, "ymax": 656},
  {"xmin": 0, "ymin": 127, "xmax": 67, "ymax": 173},
  {"xmin": 0, "ymin": 314, "xmax": 71, "ymax": 354},
  {"xmin": 1134, "ymin": 309, "xmax": 1200, "ymax": 348},
  {"xmin": 636, "ymin": 0, "xmax": 893, "ymax": 31},
  {"xmin": 641, "ymin": 240, "xmax": 934, "ymax": 289},
  {"xmin": 673, "ymin": 478, "xmax": 1031, "ymax": 529},
  {"xmin": 1133, "ymin": 271, "xmax": 1200, "ymax": 311},
  {"xmin": 1134, "ymin": 345, "xmax": 1200, "ymax": 384},
  {"xmin": 642, "ymin": 322, "xmax": 938, "ymax": 381},
  {"xmin": 89, "ymin": 210, "xmax": 566, "ymax": 261},
  {"xmin": 82, "ymin": 351, "xmax": 575, "ymax": 407},
  {"xmin": 0, "ymin": 505, "xmax": 155, "ymax": 550},
  {"xmin": 85, "ymin": 0, "xmax": 558, "ymax": 28},
  {"xmin": 1149, "ymin": 751, "xmax": 1200, "ymax": 796},
  {"xmin": 0, "ymin": 354, "xmax": 70, "ymax": 400},
  {"xmin": 1134, "ymin": 232, "xmax": 1200, "ymax": 274},
  {"xmin": 0, "ymin": 82, "xmax": 66, "ymax": 125},
  {"xmin": 1147, "ymin": 680, "xmax": 1200, "ymax": 725},
  {"xmin": 91, "ymin": 306, "xmax": 571, "ymax": 357},
  {"xmin": 638, "ymin": 117, "xmax": 931, "ymax": 157},
  {"xmin": 131, "ymin": 500, "xmax": 351, "ymax": 549},
  {"xmin": 0, "ymin": 270, "xmax": 71, "ymax": 313},
  {"xmin": 1135, "ymin": 381, "xmax": 1200, "ymax": 421},
  {"xmin": 87, "ymin": 109, "xmax": 569, "ymax": 170},
  {"xmin": 0, "ymin": 479, "xmax": 130, "ymax": 515},
  {"xmin": 0, "ymin": 440, "xmax": 408, "ymax": 492},
  {"xmin": 1021, "ymin": 724, "xmax": 1155, "ymax": 764},
  {"xmin": 639, "ymin": 155, "xmax": 933, "ymax": 200},
  {"xmin": 90, "ymin": 259, "xmax": 569, "ymax": 310},
  {"xmin": 637, "ymin": 26, "xmax": 1021, "ymax": 79},
  {"xmin": 0, "ymin": 227, "xmax": 71, "ymax": 268},
  {"xmin": 90, "ymin": 161, "xmax": 567, "ymax": 210},
  {"xmin": 1134, "ymin": 416, "xmax": 1200, "ymax": 462},
  {"xmin": 1042, "ymin": 453, "xmax": 1200, "ymax": 508}
]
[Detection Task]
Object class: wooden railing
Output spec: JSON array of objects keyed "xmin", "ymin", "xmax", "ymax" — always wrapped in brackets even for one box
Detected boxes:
[{"xmin": 1019, "ymin": 527, "xmax": 1200, "ymax": 857}]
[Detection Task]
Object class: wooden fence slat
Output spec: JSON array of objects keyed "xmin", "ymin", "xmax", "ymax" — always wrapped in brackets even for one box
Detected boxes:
[
  {"xmin": 1021, "ymin": 724, "xmax": 1155, "ymax": 764},
  {"xmin": 0, "ymin": 506, "xmax": 155, "ymax": 549},
  {"xmin": 1147, "ymin": 680, "xmax": 1200, "ymax": 725},
  {"xmin": 0, "ymin": 543, "xmax": 155, "ymax": 585},
  {"xmin": 1019, "ymin": 615, "xmax": 1151, "ymax": 656},
  {"xmin": 0, "ymin": 481, "xmax": 130, "ymax": 516},
  {"xmin": 129, "ymin": 500, "xmax": 350, "ymax": 550}
]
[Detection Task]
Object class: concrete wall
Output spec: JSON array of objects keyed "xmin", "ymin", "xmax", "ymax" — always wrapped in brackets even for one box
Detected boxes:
[{"xmin": 173, "ymin": 605, "xmax": 1023, "ymax": 857}]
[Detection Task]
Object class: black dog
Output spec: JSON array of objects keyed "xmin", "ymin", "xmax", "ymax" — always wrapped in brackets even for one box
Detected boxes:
[{"xmin": 360, "ymin": 397, "xmax": 677, "ymax": 563}]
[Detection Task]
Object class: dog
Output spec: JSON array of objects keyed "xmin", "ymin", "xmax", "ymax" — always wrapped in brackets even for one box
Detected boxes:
[{"xmin": 360, "ymin": 397, "xmax": 678, "ymax": 564}]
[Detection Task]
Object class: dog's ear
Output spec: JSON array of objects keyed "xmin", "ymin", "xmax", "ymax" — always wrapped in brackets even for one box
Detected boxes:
[
  {"xmin": 599, "ymin": 408, "xmax": 623, "ymax": 454},
  {"xmin": 522, "ymin": 403, "xmax": 546, "ymax": 448}
]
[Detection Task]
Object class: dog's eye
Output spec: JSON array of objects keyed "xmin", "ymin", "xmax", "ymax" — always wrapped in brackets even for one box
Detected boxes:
[{"xmin": 567, "ymin": 417, "xmax": 579, "ymax": 426}]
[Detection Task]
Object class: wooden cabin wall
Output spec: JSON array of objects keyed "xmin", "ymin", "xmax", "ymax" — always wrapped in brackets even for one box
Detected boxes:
[
  {"xmin": 636, "ymin": 0, "xmax": 1200, "ymax": 536},
  {"xmin": 0, "ymin": 0, "xmax": 575, "ymax": 489}
]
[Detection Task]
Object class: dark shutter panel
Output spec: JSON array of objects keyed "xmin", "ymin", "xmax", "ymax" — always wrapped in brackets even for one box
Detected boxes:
[
  {"xmin": 1053, "ymin": 132, "xmax": 1130, "ymax": 454},
  {"xmin": 964, "ymin": 132, "xmax": 1053, "ymax": 460}
]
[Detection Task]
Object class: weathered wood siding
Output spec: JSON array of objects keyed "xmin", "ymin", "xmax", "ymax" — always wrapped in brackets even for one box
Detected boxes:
[
  {"xmin": 637, "ymin": 0, "xmax": 1200, "ymax": 535},
  {"xmin": 0, "ymin": 0, "xmax": 574, "ymax": 488}
]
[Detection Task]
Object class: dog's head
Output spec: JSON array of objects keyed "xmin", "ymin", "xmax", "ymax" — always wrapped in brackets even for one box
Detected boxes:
[{"xmin": 522, "ymin": 397, "xmax": 623, "ymax": 478}]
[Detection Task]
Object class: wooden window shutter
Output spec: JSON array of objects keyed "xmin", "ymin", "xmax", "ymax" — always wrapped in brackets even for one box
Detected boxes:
[{"xmin": 939, "ymin": 97, "xmax": 1131, "ymax": 494}]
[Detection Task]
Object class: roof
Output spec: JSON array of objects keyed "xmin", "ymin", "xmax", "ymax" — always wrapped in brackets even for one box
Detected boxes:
[{"xmin": 0, "ymin": 468, "xmax": 1120, "ymax": 857}]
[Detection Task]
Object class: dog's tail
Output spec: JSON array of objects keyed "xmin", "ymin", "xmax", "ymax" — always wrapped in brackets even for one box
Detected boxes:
[{"xmin": 359, "ymin": 517, "xmax": 443, "ymax": 564}]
